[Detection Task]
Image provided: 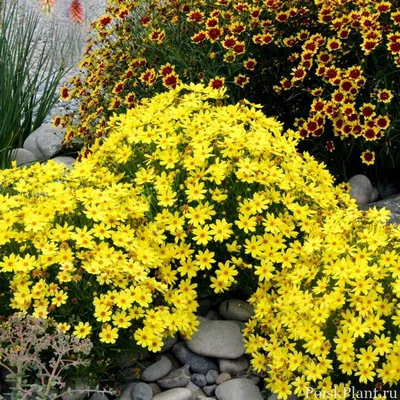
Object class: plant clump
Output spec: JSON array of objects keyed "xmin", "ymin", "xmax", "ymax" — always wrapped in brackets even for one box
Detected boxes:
[
  {"xmin": 2, "ymin": 84, "xmax": 400, "ymax": 396},
  {"xmin": 76, "ymin": 84, "xmax": 400, "ymax": 395}
]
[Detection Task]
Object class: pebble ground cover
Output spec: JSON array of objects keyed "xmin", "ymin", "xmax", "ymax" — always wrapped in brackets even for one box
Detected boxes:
[{"xmin": 1, "ymin": 0, "xmax": 400, "ymax": 398}]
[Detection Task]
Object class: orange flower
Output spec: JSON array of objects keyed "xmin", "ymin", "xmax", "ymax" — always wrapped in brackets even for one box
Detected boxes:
[
  {"xmin": 40, "ymin": 0, "xmax": 56, "ymax": 14},
  {"xmin": 191, "ymin": 31, "xmax": 207, "ymax": 43},
  {"xmin": 207, "ymin": 27, "xmax": 222, "ymax": 42},
  {"xmin": 187, "ymin": 10, "xmax": 204, "ymax": 23},
  {"xmin": 377, "ymin": 89, "xmax": 393, "ymax": 103},
  {"xmin": 244, "ymin": 58, "xmax": 257, "ymax": 71},
  {"xmin": 69, "ymin": 0, "xmax": 84, "ymax": 24},
  {"xmin": 60, "ymin": 86, "xmax": 69, "ymax": 100},
  {"xmin": 209, "ymin": 77, "xmax": 225, "ymax": 90},
  {"xmin": 361, "ymin": 150, "xmax": 375, "ymax": 165},
  {"xmin": 98, "ymin": 15, "xmax": 112, "ymax": 28},
  {"xmin": 234, "ymin": 74, "xmax": 249, "ymax": 87},
  {"xmin": 160, "ymin": 64, "xmax": 175, "ymax": 77},
  {"xmin": 222, "ymin": 36, "xmax": 237, "ymax": 49},
  {"xmin": 162, "ymin": 73, "xmax": 180, "ymax": 89}
]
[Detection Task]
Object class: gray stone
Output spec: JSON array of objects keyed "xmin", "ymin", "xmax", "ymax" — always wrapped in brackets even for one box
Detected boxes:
[
  {"xmin": 131, "ymin": 382, "xmax": 153, "ymax": 400},
  {"xmin": 348, "ymin": 174, "xmax": 374, "ymax": 205},
  {"xmin": 219, "ymin": 356, "xmax": 249, "ymax": 375},
  {"xmin": 172, "ymin": 342, "xmax": 219, "ymax": 374},
  {"xmin": 203, "ymin": 384, "xmax": 217, "ymax": 397},
  {"xmin": 206, "ymin": 369, "xmax": 219, "ymax": 384},
  {"xmin": 358, "ymin": 194, "xmax": 400, "ymax": 225},
  {"xmin": 215, "ymin": 372, "xmax": 231, "ymax": 384},
  {"xmin": 371, "ymin": 187, "xmax": 379, "ymax": 203},
  {"xmin": 9, "ymin": 148, "xmax": 38, "ymax": 167},
  {"xmin": 234, "ymin": 371, "xmax": 261, "ymax": 385},
  {"xmin": 227, "ymin": 320, "xmax": 246, "ymax": 331},
  {"xmin": 141, "ymin": 356, "xmax": 172, "ymax": 382},
  {"xmin": 204, "ymin": 310, "xmax": 220, "ymax": 320},
  {"xmin": 148, "ymin": 383, "xmax": 162, "ymax": 396},
  {"xmin": 192, "ymin": 373, "xmax": 207, "ymax": 387},
  {"xmin": 157, "ymin": 364, "xmax": 191, "ymax": 389},
  {"xmin": 51, "ymin": 156, "xmax": 75, "ymax": 168},
  {"xmin": 215, "ymin": 378, "xmax": 263, "ymax": 400},
  {"xmin": 155, "ymin": 352, "xmax": 180, "ymax": 371},
  {"xmin": 160, "ymin": 334, "xmax": 178, "ymax": 353},
  {"xmin": 118, "ymin": 383, "xmax": 137, "ymax": 400},
  {"xmin": 185, "ymin": 318, "xmax": 245, "ymax": 359},
  {"xmin": 218, "ymin": 300, "xmax": 254, "ymax": 321},
  {"xmin": 377, "ymin": 178, "xmax": 400, "ymax": 199},
  {"xmin": 23, "ymin": 124, "xmax": 64, "ymax": 159},
  {"xmin": 152, "ymin": 388, "xmax": 192, "ymax": 400},
  {"xmin": 186, "ymin": 381, "xmax": 201, "ymax": 393},
  {"xmin": 187, "ymin": 381, "xmax": 207, "ymax": 399}
]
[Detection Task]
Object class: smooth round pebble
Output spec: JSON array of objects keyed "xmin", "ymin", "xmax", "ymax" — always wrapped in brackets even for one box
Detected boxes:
[
  {"xmin": 192, "ymin": 373, "xmax": 207, "ymax": 387},
  {"xmin": 148, "ymin": 382, "xmax": 162, "ymax": 396},
  {"xmin": 218, "ymin": 356, "xmax": 249, "ymax": 375},
  {"xmin": 215, "ymin": 372, "xmax": 231, "ymax": 384},
  {"xmin": 172, "ymin": 342, "xmax": 219, "ymax": 374},
  {"xmin": 186, "ymin": 318, "xmax": 245, "ymax": 359},
  {"xmin": 131, "ymin": 382, "xmax": 153, "ymax": 400},
  {"xmin": 203, "ymin": 384, "xmax": 217, "ymax": 397},
  {"xmin": 157, "ymin": 364, "xmax": 191, "ymax": 389},
  {"xmin": 152, "ymin": 388, "xmax": 193, "ymax": 400},
  {"xmin": 206, "ymin": 369, "xmax": 219, "ymax": 384},
  {"xmin": 141, "ymin": 356, "xmax": 172, "ymax": 382}
]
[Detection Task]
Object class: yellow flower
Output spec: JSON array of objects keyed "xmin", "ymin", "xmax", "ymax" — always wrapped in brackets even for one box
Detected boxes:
[
  {"xmin": 99, "ymin": 325, "xmax": 119, "ymax": 344},
  {"xmin": 73, "ymin": 322, "xmax": 92, "ymax": 339}
]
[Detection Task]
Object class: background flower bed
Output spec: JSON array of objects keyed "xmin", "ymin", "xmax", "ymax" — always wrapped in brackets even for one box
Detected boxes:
[{"xmin": 54, "ymin": 0, "xmax": 400, "ymax": 185}]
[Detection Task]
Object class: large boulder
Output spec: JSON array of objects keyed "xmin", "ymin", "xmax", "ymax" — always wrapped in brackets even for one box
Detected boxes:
[
  {"xmin": 9, "ymin": 148, "xmax": 38, "ymax": 167},
  {"xmin": 23, "ymin": 124, "xmax": 65, "ymax": 159},
  {"xmin": 348, "ymin": 174, "xmax": 376, "ymax": 205},
  {"xmin": 185, "ymin": 318, "xmax": 245, "ymax": 359}
]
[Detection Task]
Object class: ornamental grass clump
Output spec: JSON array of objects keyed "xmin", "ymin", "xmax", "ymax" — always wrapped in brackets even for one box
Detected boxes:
[
  {"xmin": 84, "ymin": 84, "xmax": 400, "ymax": 396},
  {"xmin": 55, "ymin": 0, "xmax": 400, "ymax": 180},
  {"xmin": 0, "ymin": 0, "xmax": 76, "ymax": 169}
]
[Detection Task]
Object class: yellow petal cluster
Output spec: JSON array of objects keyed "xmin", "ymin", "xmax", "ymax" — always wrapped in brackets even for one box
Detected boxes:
[{"xmin": 2, "ymin": 84, "xmax": 400, "ymax": 394}]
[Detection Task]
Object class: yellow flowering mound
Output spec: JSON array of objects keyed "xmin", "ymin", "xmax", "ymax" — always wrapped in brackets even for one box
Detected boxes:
[
  {"xmin": 0, "ymin": 160, "xmax": 199, "ymax": 350},
  {"xmin": 2, "ymin": 84, "xmax": 400, "ymax": 395},
  {"xmin": 87, "ymin": 84, "xmax": 400, "ymax": 395}
]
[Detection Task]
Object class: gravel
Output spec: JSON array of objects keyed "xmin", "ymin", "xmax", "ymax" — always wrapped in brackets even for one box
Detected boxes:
[{"xmin": 14, "ymin": 0, "xmax": 108, "ymax": 124}]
